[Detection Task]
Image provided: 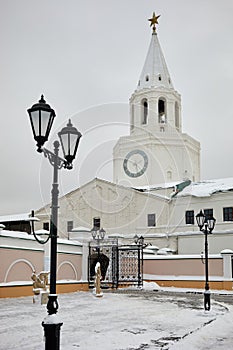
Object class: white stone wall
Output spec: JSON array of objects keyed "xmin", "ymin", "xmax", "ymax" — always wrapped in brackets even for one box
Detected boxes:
[{"xmin": 34, "ymin": 179, "xmax": 233, "ymax": 254}]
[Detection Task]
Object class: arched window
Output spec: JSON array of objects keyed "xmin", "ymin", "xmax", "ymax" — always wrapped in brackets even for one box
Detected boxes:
[
  {"xmin": 158, "ymin": 98, "xmax": 167, "ymax": 123},
  {"xmin": 167, "ymin": 170, "xmax": 172, "ymax": 180},
  {"xmin": 141, "ymin": 99, "xmax": 148, "ymax": 124},
  {"xmin": 131, "ymin": 104, "xmax": 134, "ymax": 131},
  {"xmin": 175, "ymin": 102, "xmax": 179, "ymax": 129},
  {"xmin": 145, "ymin": 75, "xmax": 149, "ymax": 82}
]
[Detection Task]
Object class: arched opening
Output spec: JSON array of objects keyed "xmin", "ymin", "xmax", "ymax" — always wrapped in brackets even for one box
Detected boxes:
[
  {"xmin": 158, "ymin": 98, "xmax": 167, "ymax": 123},
  {"xmin": 141, "ymin": 98, "xmax": 148, "ymax": 125},
  {"xmin": 4, "ymin": 259, "xmax": 35, "ymax": 283},
  {"xmin": 89, "ymin": 253, "xmax": 110, "ymax": 281},
  {"xmin": 57, "ymin": 261, "xmax": 78, "ymax": 280},
  {"xmin": 175, "ymin": 102, "xmax": 180, "ymax": 129}
]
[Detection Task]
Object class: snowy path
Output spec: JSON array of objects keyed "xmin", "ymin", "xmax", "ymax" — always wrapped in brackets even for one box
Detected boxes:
[{"xmin": 0, "ymin": 290, "xmax": 232, "ymax": 349}]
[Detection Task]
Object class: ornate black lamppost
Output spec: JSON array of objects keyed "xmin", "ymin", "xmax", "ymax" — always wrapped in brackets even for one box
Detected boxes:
[
  {"xmin": 134, "ymin": 235, "xmax": 148, "ymax": 287},
  {"xmin": 134, "ymin": 234, "xmax": 145, "ymax": 247},
  {"xmin": 27, "ymin": 95, "xmax": 82, "ymax": 350},
  {"xmin": 91, "ymin": 227, "xmax": 106, "ymax": 245},
  {"xmin": 91, "ymin": 227, "xmax": 106, "ymax": 259},
  {"xmin": 196, "ymin": 210, "xmax": 216, "ymax": 311}
]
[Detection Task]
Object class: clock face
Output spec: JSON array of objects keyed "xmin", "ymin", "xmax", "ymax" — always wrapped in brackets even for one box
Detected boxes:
[{"xmin": 123, "ymin": 150, "xmax": 148, "ymax": 178}]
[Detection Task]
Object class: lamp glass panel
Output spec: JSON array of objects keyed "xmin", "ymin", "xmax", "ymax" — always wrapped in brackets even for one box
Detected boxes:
[
  {"xmin": 30, "ymin": 110, "xmax": 40, "ymax": 137},
  {"xmin": 92, "ymin": 230, "xmax": 97, "ymax": 239},
  {"xmin": 60, "ymin": 133, "xmax": 69, "ymax": 156},
  {"xmin": 69, "ymin": 133, "xmax": 78, "ymax": 156},
  {"xmin": 196, "ymin": 211, "xmax": 205, "ymax": 228},
  {"xmin": 40, "ymin": 110, "xmax": 52, "ymax": 137},
  {"xmin": 207, "ymin": 217, "xmax": 216, "ymax": 231},
  {"xmin": 100, "ymin": 229, "xmax": 105, "ymax": 239}
]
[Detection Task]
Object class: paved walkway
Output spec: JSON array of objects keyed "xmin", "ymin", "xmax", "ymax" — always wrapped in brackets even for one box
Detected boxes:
[{"xmin": 1, "ymin": 289, "xmax": 233, "ymax": 349}]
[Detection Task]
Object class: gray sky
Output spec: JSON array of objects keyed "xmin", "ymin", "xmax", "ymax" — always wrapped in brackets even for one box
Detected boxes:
[{"xmin": 1, "ymin": 0, "xmax": 233, "ymax": 215}]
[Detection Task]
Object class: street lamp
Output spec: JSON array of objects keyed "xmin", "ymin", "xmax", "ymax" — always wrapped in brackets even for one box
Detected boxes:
[
  {"xmin": 134, "ymin": 235, "xmax": 148, "ymax": 288},
  {"xmin": 91, "ymin": 227, "xmax": 106, "ymax": 258},
  {"xmin": 196, "ymin": 210, "xmax": 216, "ymax": 311},
  {"xmin": 134, "ymin": 234, "xmax": 145, "ymax": 246},
  {"xmin": 28, "ymin": 95, "xmax": 82, "ymax": 350},
  {"xmin": 91, "ymin": 227, "xmax": 106, "ymax": 245}
]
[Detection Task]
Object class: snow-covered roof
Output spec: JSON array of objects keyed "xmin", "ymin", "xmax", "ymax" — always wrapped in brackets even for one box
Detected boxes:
[
  {"xmin": 0, "ymin": 229, "xmax": 34, "ymax": 240},
  {"xmin": 0, "ymin": 212, "xmax": 39, "ymax": 222},
  {"xmin": 176, "ymin": 177, "xmax": 233, "ymax": 198},
  {"xmin": 133, "ymin": 181, "xmax": 179, "ymax": 192}
]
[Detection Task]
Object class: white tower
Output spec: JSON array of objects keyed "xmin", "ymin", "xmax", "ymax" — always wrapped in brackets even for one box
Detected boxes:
[{"xmin": 113, "ymin": 13, "xmax": 200, "ymax": 187}]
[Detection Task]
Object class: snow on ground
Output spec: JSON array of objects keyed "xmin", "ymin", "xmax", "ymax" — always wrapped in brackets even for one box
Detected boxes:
[{"xmin": 1, "ymin": 286, "xmax": 233, "ymax": 350}]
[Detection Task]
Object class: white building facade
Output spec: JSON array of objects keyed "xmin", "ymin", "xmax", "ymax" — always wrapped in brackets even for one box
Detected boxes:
[{"xmin": 34, "ymin": 15, "xmax": 233, "ymax": 257}]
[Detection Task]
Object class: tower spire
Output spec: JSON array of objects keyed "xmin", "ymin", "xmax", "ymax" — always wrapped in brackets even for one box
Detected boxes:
[{"xmin": 136, "ymin": 12, "xmax": 173, "ymax": 91}]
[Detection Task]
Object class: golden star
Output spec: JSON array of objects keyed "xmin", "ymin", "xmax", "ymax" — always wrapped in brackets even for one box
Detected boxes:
[{"xmin": 148, "ymin": 12, "xmax": 161, "ymax": 31}]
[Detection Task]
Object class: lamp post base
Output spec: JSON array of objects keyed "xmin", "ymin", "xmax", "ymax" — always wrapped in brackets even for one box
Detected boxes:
[
  {"xmin": 204, "ymin": 289, "xmax": 211, "ymax": 311},
  {"xmin": 42, "ymin": 321, "xmax": 63, "ymax": 350}
]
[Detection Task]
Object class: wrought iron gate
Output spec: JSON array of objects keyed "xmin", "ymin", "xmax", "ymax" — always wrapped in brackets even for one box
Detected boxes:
[
  {"xmin": 117, "ymin": 245, "xmax": 143, "ymax": 287},
  {"xmin": 88, "ymin": 240, "xmax": 143, "ymax": 288},
  {"xmin": 88, "ymin": 239, "xmax": 118, "ymax": 288}
]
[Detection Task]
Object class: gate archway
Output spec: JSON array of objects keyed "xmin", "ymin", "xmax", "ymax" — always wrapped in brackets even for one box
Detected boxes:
[{"xmin": 88, "ymin": 239, "xmax": 143, "ymax": 288}]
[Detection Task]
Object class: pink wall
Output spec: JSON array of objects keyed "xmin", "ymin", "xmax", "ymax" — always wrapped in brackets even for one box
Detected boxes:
[
  {"xmin": 57, "ymin": 253, "xmax": 82, "ymax": 280},
  {"xmin": 0, "ymin": 248, "xmax": 43, "ymax": 283},
  {"xmin": 144, "ymin": 257, "xmax": 223, "ymax": 277},
  {"xmin": 0, "ymin": 248, "xmax": 82, "ymax": 284}
]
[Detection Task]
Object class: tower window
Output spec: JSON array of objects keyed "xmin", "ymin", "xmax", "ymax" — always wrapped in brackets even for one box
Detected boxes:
[
  {"xmin": 158, "ymin": 74, "xmax": 161, "ymax": 81},
  {"xmin": 158, "ymin": 98, "xmax": 167, "ymax": 123},
  {"xmin": 93, "ymin": 217, "xmax": 100, "ymax": 230},
  {"xmin": 131, "ymin": 104, "xmax": 135, "ymax": 131},
  {"xmin": 148, "ymin": 214, "xmax": 156, "ymax": 227},
  {"xmin": 145, "ymin": 75, "xmax": 149, "ymax": 82},
  {"xmin": 67, "ymin": 221, "xmax": 73, "ymax": 232},
  {"xmin": 167, "ymin": 170, "xmax": 172, "ymax": 180},
  {"xmin": 141, "ymin": 98, "xmax": 148, "ymax": 124}
]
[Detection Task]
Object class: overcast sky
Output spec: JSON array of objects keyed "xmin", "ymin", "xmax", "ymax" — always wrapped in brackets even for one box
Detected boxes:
[{"xmin": 1, "ymin": 0, "xmax": 233, "ymax": 215}]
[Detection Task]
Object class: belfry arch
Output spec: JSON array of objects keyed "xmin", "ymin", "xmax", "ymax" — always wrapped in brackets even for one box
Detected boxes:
[
  {"xmin": 141, "ymin": 98, "xmax": 148, "ymax": 124},
  {"xmin": 158, "ymin": 98, "xmax": 167, "ymax": 123}
]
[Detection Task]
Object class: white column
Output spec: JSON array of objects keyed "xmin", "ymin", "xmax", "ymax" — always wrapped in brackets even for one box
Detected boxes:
[
  {"xmin": 221, "ymin": 249, "xmax": 233, "ymax": 279},
  {"xmin": 81, "ymin": 242, "xmax": 89, "ymax": 281}
]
